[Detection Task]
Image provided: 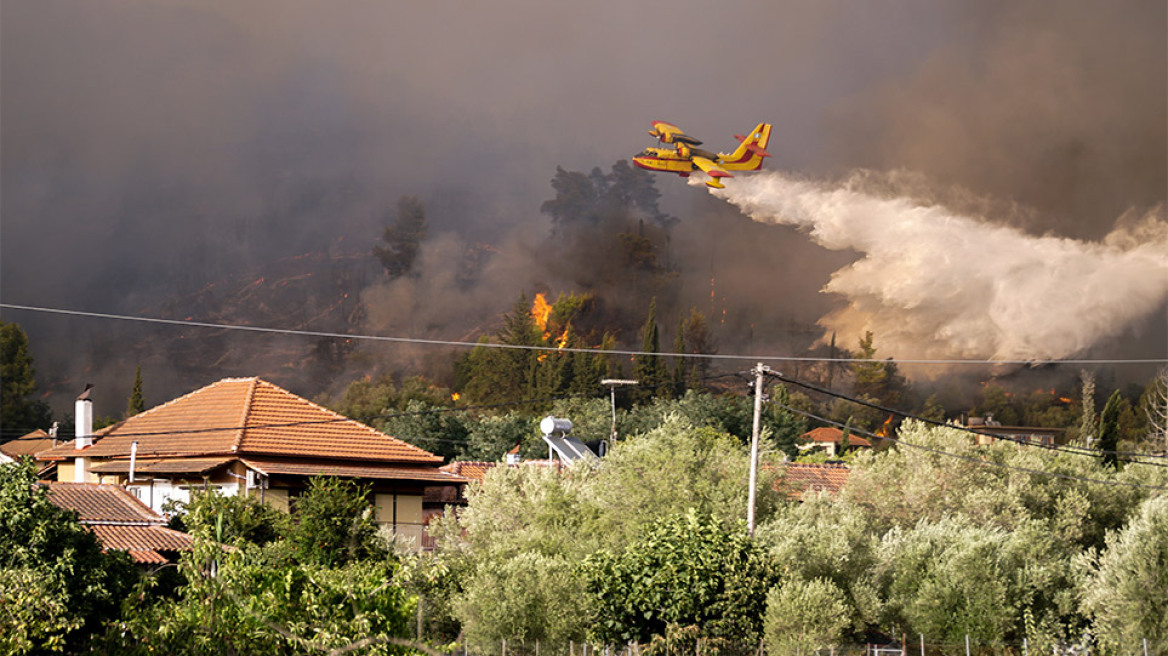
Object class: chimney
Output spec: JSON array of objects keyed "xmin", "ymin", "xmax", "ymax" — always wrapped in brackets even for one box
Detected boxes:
[
  {"xmin": 75, "ymin": 384, "xmax": 94, "ymax": 449},
  {"xmin": 74, "ymin": 384, "xmax": 94, "ymax": 483}
]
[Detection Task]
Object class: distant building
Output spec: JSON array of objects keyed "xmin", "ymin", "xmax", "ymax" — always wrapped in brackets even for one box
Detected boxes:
[
  {"xmin": 962, "ymin": 415, "xmax": 1066, "ymax": 447},
  {"xmin": 774, "ymin": 462, "xmax": 852, "ymax": 501},
  {"xmin": 797, "ymin": 426, "xmax": 872, "ymax": 457},
  {"xmin": 0, "ymin": 428, "xmax": 59, "ymax": 476}
]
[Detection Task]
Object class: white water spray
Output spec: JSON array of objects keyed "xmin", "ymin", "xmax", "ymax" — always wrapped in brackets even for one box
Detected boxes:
[{"xmin": 705, "ymin": 172, "xmax": 1168, "ymax": 362}]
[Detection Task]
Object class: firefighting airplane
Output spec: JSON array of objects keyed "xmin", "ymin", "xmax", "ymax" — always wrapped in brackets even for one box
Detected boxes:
[{"xmin": 632, "ymin": 121, "xmax": 772, "ymax": 188}]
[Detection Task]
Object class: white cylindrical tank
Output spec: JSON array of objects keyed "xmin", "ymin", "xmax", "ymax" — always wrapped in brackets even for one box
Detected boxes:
[{"xmin": 540, "ymin": 416, "xmax": 572, "ymax": 435}]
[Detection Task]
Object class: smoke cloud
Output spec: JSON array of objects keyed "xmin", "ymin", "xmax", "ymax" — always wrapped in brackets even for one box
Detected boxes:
[
  {"xmin": 2, "ymin": 1, "xmax": 1163, "ymax": 413},
  {"xmin": 707, "ymin": 172, "xmax": 1168, "ymax": 362}
]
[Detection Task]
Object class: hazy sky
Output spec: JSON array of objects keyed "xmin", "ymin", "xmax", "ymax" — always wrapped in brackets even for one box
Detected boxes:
[{"xmin": 2, "ymin": 0, "xmax": 1165, "ymax": 413}]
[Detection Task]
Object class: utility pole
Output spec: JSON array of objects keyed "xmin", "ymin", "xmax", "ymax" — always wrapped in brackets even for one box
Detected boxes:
[
  {"xmin": 747, "ymin": 362, "xmax": 768, "ymax": 537},
  {"xmin": 601, "ymin": 379, "xmax": 638, "ymax": 444}
]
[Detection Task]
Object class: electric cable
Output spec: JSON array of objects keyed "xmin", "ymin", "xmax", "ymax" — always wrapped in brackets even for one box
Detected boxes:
[{"xmin": 4, "ymin": 303, "xmax": 1166, "ymax": 366}]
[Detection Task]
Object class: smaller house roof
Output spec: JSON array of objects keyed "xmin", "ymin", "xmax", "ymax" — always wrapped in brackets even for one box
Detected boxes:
[
  {"xmin": 88, "ymin": 525, "xmax": 197, "ymax": 563},
  {"xmin": 440, "ymin": 459, "xmax": 566, "ymax": 485},
  {"xmin": 45, "ymin": 482, "xmax": 163, "ymax": 524},
  {"xmin": 43, "ymin": 481, "xmax": 198, "ymax": 563},
  {"xmin": 1, "ymin": 430, "xmax": 60, "ymax": 460},
  {"xmin": 778, "ymin": 462, "xmax": 851, "ymax": 500},
  {"xmin": 801, "ymin": 427, "xmax": 872, "ymax": 448}
]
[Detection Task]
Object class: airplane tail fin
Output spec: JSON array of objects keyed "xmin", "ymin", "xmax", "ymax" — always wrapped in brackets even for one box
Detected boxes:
[{"xmin": 721, "ymin": 123, "xmax": 772, "ymax": 171}]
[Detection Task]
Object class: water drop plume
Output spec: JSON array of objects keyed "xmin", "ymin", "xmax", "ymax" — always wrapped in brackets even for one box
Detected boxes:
[{"xmin": 706, "ymin": 172, "xmax": 1168, "ymax": 362}]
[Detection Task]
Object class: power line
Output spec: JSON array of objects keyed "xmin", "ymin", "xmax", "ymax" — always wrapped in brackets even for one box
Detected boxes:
[
  {"xmin": 9, "ymin": 363, "xmax": 1165, "ymax": 491},
  {"xmin": 771, "ymin": 401, "xmax": 1168, "ymax": 492},
  {"xmin": 4, "ymin": 302, "xmax": 1166, "ymax": 366}
]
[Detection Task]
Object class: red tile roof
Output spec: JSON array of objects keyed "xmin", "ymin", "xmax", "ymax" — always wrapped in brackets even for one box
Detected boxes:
[
  {"xmin": 41, "ymin": 377, "xmax": 441, "ymax": 465},
  {"xmin": 88, "ymin": 456, "xmax": 236, "ymax": 475},
  {"xmin": 240, "ymin": 457, "xmax": 467, "ymax": 483},
  {"xmin": 440, "ymin": 460, "xmax": 498, "ymax": 483},
  {"xmin": 89, "ymin": 525, "xmax": 197, "ymax": 562},
  {"xmin": 777, "ymin": 462, "xmax": 851, "ymax": 500},
  {"xmin": 44, "ymin": 482, "xmax": 198, "ymax": 562},
  {"xmin": 45, "ymin": 482, "xmax": 163, "ymax": 524},
  {"xmin": 801, "ymin": 427, "xmax": 871, "ymax": 448},
  {"xmin": 439, "ymin": 459, "xmax": 566, "ymax": 484},
  {"xmin": 1, "ymin": 430, "xmax": 60, "ymax": 459}
]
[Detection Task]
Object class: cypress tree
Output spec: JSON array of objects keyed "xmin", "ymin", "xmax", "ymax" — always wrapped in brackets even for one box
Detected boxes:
[
  {"xmin": 634, "ymin": 298, "xmax": 665, "ymax": 400},
  {"xmin": 126, "ymin": 366, "xmax": 145, "ymax": 417},
  {"xmin": 1098, "ymin": 389, "xmax": 1122, "ymax": 469}
]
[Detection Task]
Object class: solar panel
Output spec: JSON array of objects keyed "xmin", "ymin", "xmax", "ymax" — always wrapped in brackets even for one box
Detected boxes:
[{"xmin": 542, "ymin": 434, "xmax": 598, "ymax": 462}]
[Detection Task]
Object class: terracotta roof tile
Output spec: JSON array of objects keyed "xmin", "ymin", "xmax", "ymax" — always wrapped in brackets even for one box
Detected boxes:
[
  {"xmin": 58, "ymin": 377, "xmax": 440, "ymax": 464},
  {"xmin": 238, "ymin": 380, "xmax": 439, "ymax": 462},
  {"xmin": 1, "ymin": 430, "xmax": 60, "ymax": 459},
  {"xmin": 240, "ymin": 457, "xmax": 466, "ymax": 483},
  {"xmin": 777, "ymin": 462, "xmax": 851, "ymax": 500},
  {"xmin": 88, "ymin": 457, "xmax": 236, "ymax": 475},
  {"xmin": 801, "ymin": 427, "xmax": 872, "ymax": 447},
  {"xmin": 89, "ymin": 524, "xmax": 196, "ymax": 554},
  {"xmin": 439, "ymin": 459, "xmax": 566, "ymax": 484},
  {"xmin": 44, "ymin": 482, "xmax": 164, "ymax": 524},
  {"xmin": 36, "ymin": 439, "xmax": 87, "ymax": 461},
  {"xmin": 440, "ymin": 461, "xmax": 498, "ymax": 483}
]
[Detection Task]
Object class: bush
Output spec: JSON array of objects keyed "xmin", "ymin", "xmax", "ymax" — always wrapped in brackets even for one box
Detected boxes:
[
  {"xmin": 764, "ymin": 577, "xmax": 851, "ymax": 656},
  {"xmin": 583, "ymin": 510, "xmax": 776, "ymax": 645}
]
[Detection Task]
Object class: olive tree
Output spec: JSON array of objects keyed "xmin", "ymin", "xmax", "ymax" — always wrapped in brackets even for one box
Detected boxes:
[{"xmin": 1079, "ymin": 494, "xmax": 1168, "ymax": 653}]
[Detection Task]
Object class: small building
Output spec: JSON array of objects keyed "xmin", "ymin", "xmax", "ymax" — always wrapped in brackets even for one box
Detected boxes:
[
  {"xmin": 0, "ymin": 428, "xmax": 61, "ymax": 476},
  {"xmin": 797, "ymin": 426, "xmax": 872, "ymax": 457},
  {"xmin": 39, "ymin": 377, "xmax": 466, "ymax": 548},
  {"xmin": 44, "ymin": 481, "xmax": 197, "ymax": 566},
  {"xmin": 776, "ymin": 462, "xmax": 852, "ymax": 501},
  {"xmin": 962, "ymin": 416, "xmax": 1067, "ymax": 447}
]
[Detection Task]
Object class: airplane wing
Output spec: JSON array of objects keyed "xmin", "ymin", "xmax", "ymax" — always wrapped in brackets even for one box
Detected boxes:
[
  {"xmin": 650, "ymin": 121, "xmax": 703, "ymax": 146},
  {"xmin": 691, "ymin": 156, "xmax": 732, "ymax": 188}
]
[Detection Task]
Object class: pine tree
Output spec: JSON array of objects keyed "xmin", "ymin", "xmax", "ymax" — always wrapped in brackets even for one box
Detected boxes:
[
  {"xmin": 1, "ymin": 321, "xmax": 53, "ymax": 434},
  {"xmin": 456, "ymin": 295, "xmax": 543, "ymax": 407},
  {"xmin": 373, "ymin": 195, "xmax": 429, "ymax": 279},
  {"xmin": 126, "ymin": 366, "xmax": 145, "ymax": 417}
]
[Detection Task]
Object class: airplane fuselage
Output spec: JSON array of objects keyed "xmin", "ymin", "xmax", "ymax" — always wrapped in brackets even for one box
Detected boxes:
[{"xmin": 633, "ymin": 122, "xmax": 772, "ymax": 189}]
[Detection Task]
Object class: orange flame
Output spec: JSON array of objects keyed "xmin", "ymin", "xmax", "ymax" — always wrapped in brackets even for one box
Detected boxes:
[
  {"xmin": 876, "ymin": 414, "xmax": 894, "ymax": 438},
  {"xmin": 451, "ymin": 392, "xmax": 461, "ymax": 402},
  {"xmin": 531, "ymin": 293, "xmax": 553, "ymax": 335}
]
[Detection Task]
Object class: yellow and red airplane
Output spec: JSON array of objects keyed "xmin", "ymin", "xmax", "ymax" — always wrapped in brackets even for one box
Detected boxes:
[{"xmin": 633, "ymin": 121, "xmax": 772, "ymax": 188}]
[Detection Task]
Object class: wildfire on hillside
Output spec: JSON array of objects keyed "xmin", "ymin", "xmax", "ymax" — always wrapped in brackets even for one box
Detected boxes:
[{"xmin": 530, "ymin": 293, "xmax": 572, "ymax": 361}]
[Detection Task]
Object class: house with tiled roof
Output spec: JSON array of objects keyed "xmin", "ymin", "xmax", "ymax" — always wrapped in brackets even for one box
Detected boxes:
[
  {"xmin": 776, "ymin": 462, "xmax": 852, "ymax": 501},
  {"xmin": 797, "ymin": 426, "xmax": 872, "ymax": 457},
  {"xmin": 0, "ymin": 428, "xmax": 60, "ymax": 475},
  {"xmin": 39, "ymin": 377, "xmax": 465, "ymax": 546},
  {"xmin": 44, "ymin": 481, "xmax": 197, "ymax": 565}
]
